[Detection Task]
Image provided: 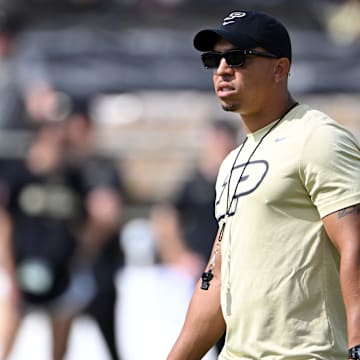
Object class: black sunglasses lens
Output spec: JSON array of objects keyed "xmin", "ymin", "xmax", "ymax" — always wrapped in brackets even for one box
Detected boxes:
[
  {"xmin": 225, "ymin": 51, "xmax": 246, "ymax": 67},
  {"xmin": 201, "ymin": 53, "xmax": 221, "ymax": 69},
  {"xmin": 201, "ymin": 50, "xmax": 246, "ymax": 69}
]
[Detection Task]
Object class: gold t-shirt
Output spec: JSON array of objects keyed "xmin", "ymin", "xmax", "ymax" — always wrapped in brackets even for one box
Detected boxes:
[{"xmin": 215, "ymin": 104, "xmax": 360, "ymax": 360}]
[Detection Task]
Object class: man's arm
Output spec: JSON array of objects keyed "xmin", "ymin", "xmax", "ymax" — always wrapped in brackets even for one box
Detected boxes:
[
  {"xmin": 0, "ymin": 208, "xmax": 19, "ymax": 304},
  {"xmin": 167, "ymin": 229, "xmax": 226, "ymax": 360},
  {"xmin": 322, "ymin": 203, "xmax": 360, "ymax": 348}
]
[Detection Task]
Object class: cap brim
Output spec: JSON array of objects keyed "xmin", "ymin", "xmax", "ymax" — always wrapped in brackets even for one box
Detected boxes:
[{"xmin": 193, "ymin": 29, "xmax": 257, "ymax": 52}]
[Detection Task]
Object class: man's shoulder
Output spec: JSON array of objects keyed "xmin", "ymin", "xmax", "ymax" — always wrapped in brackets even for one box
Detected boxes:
[
  {"xmin": 289, "ymin": 104, "xmax": 353, "ymax": 138},
  {"xmin": 291, "ymin": 104, "xmax": 332, "ymax": 123}
]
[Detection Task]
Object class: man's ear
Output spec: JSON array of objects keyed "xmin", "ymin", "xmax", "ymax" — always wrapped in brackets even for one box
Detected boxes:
[{"xmin": 273, "ymin": 58, "xmax": 291, "ymax": 83}]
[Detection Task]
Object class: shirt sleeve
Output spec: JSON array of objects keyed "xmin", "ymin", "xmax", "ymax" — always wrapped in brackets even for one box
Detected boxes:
[{"xmin": 300, "ymin": 120, "xmax": 360, "ymax": 218}]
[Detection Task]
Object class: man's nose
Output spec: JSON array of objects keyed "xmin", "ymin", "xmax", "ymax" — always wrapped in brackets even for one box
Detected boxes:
[{"xmin": 215, "ymin": 57, "xmax": 233, "ymax": 74}]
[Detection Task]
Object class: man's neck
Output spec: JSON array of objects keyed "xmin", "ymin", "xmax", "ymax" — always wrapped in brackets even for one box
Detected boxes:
[{"xmin": 240, "ymin": 95, "xmax": 297, "ymax": 134}]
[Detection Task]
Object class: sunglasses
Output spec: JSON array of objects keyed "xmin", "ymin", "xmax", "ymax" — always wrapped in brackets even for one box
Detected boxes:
[{"xmin": 201, "ymin": 49, "xmax": 278, "ymax": 69}]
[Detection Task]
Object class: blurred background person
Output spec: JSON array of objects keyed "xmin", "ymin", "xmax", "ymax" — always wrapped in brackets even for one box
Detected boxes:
[
  {"xmin": 0, "ymin": 120, "xmax": 80, "ymax": 360},
  {"xmin": 0, "ymin": 95, "xmax": 126, "ymax": 360},
  {"xmin": 60, "ymin": 99, "xmax": 125, "ymax": 360},
  {"xmin": 151, "ymin": 119, "xmax": 241, "ymax": 280},
  {"xmin": 150, "ymin": 119, "xmax": 241, "ymax": 354}
]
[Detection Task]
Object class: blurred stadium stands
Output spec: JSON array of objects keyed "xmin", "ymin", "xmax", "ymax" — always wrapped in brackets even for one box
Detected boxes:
[
  {"xmin": 0, "ymin": 0, "xmax": 360, "ymax": 203},
  {"xmin": 6, "ymin": 0, "xmax": 360, "ymax": 95}
]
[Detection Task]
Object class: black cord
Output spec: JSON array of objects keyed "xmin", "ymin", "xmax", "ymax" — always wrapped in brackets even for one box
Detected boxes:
[{"xmin": 200, "ymin": 102, "xmax": 299, "ymax": 290}]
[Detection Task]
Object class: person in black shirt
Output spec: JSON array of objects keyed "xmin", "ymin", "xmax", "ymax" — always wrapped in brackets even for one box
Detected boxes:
[
  {"xmin": 151, "ymin": 119, "xmax": 240, "ymax": 354},
  {"xmin": 60, "ymin": 102, "xmax": 125, "ymax": 360},
  {"xmin": 0, "ymin": 121, "xmax": 80, "ymax": 360},
  {"xmin": 152, "ymin": 119, "xmax": 240, "ymax": 276},
  {"xmin": 0, "ymin": 105, "xmax": 125, "ymax": 359}
]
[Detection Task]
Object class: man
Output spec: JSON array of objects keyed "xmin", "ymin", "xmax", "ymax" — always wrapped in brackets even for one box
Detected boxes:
[{"xmin": 167, "ymin": 9, "xmax": 360, "ymax": 360}]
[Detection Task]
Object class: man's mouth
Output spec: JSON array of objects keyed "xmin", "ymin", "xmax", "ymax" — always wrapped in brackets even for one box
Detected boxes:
[{"xmin": 216, "ymin": 83, "xmax": 236, "ymax": 97}]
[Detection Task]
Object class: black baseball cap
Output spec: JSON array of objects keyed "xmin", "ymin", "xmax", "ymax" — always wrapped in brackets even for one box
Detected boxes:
[{"xmin": 193, "ymin": 10, "xmax": 292, "ymax": 62}]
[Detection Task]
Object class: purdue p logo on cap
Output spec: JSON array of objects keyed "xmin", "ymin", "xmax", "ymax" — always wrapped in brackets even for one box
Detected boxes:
[{"xmin": 222, "ymin": 11, "xmax": 247, "ymax": 26}]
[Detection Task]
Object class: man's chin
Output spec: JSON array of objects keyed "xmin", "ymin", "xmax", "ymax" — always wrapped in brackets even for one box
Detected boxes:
[{"xmin": 221, "ymin": 103, "xmax": 238, "ymax": 112}]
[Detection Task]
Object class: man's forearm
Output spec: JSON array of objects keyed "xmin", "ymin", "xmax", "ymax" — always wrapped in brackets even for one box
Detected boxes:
[
  {"xmin": 340, "ymin": 258, "xmax": 360, "ymax": 348},
  {"xmin": 323, "ymin": 206, "xmax": 360, "ymax": 350},
  {"xmin": 167, "ymin": 277, "xmax": 225, "ymax": 360}
]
